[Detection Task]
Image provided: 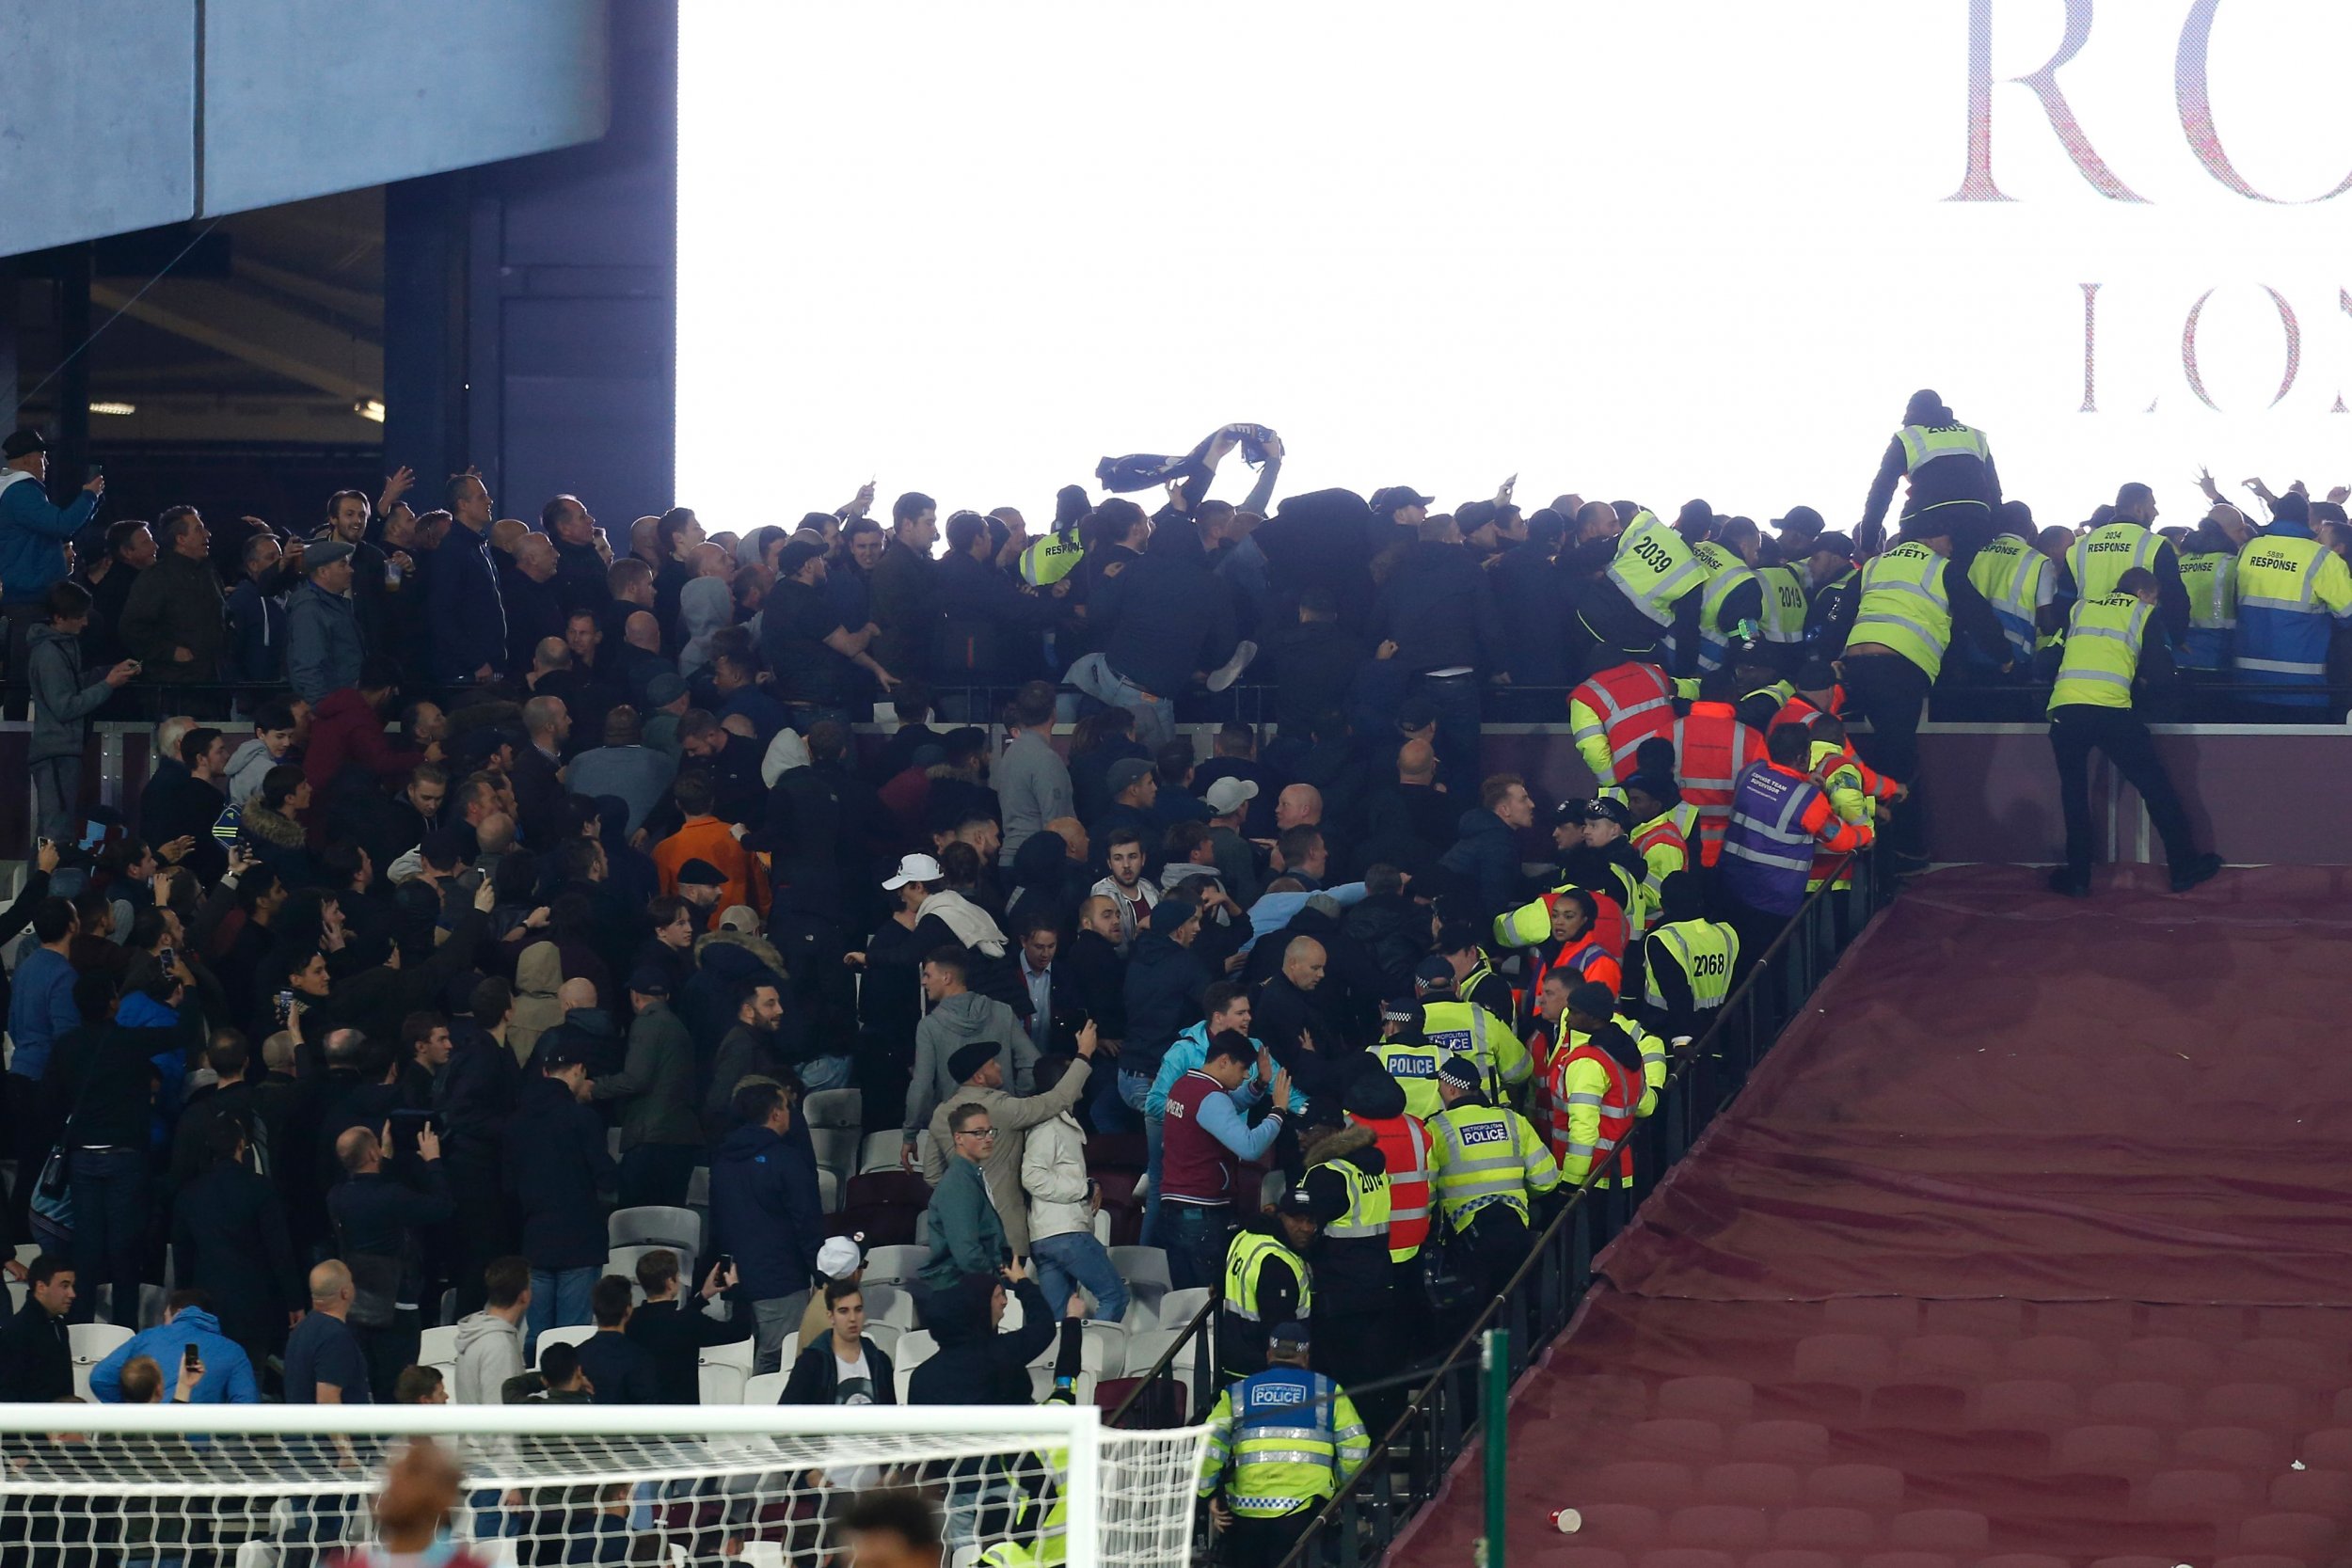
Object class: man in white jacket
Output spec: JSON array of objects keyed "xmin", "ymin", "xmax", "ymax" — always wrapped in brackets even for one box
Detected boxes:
[
  {"xmin": 1021, "ymin": 1056, "xmax": 1132, "ymax": 1323},
  {"xmin": 452, "ymin": 1256, "xmax": 531, "ymax": 1402}
]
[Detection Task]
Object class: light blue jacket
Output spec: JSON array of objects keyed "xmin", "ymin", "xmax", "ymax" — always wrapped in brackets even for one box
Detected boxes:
[
  {"xmin": 1146, "ymin": 1022, "xmax": 1308, "ymax": 1119},
  {"xmin": 0, "ymin": 472, "xmax": 96, "ymax": 604},
  {"xmin": 88, "ymin": 1307, "xmax": 262, "ymax": 1403},
  {"xmin": 1238, "ymin": 881, "xmax": 1369, "ymax": 955}
]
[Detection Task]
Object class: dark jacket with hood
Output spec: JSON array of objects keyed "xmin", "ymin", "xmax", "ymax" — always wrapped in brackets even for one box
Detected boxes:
[
  {"xmin": 1438, "ymin": 808, "xmax": 1524, "ymax": 924},
  {"xmin": 504, "ymin": 1073, "xmax": 614, "ymax": 1272},
  {"xmin": 1119, "ymin": 927, "xmax": 1211, "ymax": 1083},
  {"xmin": 707, "ymin": 1120, "xmax": 825, "ymax": 1304},
  {"xmin": 531, "ymin": 1005, "xmax": 627, "ymax": 1080},
  {"xmin": 906, "ymin": 1275, "xmax": 1054, "ymax": 1406},
  {"xmin": 782, "ymin": 1330, "xmax": 898, "ymax": 1405},
  {"xmin": 1296, "ymin": 1122, "xmax": 1391, "ymax": 1304}
]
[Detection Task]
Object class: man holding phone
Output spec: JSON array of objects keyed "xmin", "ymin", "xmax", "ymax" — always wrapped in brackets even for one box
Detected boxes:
[
  {"xmin": 86, "ymin": 1288, "xmax": 261, "ymax": 1404},
  {"xmin": 0, "ymin": 430, "xmax": 104, "ymax": 674},
  {"xmin": 26, "ymin": 579, "xmax": 139, "ymax": 843}
]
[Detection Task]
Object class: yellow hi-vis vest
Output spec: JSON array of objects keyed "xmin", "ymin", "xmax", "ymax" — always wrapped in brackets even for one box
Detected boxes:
[
  {"xmin": 1224, "ymin": 1229, "xmax": 1312, "ymax": 1324},
  {"xmin": 1322, "ymin": 1158, "xmax": 1391, "ymax": 1247},
  {"xmin": 2048, "ymin": 594, "xmax": 2151, "ymax": 713},
  {"xmin": 1605, "ymin": 511, "xmax": 1709, "ymax": 628},
  {"xmin": 1419, "ymin": 998, "xmax": 1533, "ymax": 1095},
  {"xmin": 1198, "ymin": 1367, "xmax": 1369, "ymax": 1517},
  {"xmin": 2177, "ymin": 550, "xmax": 2237, "ymax": 671},
  {"xmin": 1018, "ymin": 530, "xmax": 1086, "ymax": 587},
  {"xmin": 1756, "ymin": 564, "xmax": 1810, "ymax": 647},
  {"xmin": 1374, "ymin": 1037, "xmax": 1449, "ymax": 1118},
  {"xmin": 1967, "ymin": 533, "xmax": 2051, "ymax": 664},
  {"xmin": 2070, "ymin": 523, "xmax": 2165, "ymax": 605},
  {"xmin": 1897, "ymin": 421, "xmax": 1992, "ymax": 472},
  {"xmin": 1849, "ymin": 540, "xmax": 1954, "ymax": 680},
  {"xmin": 1644, "ymin": 917, "xmax": 1737, "ymax": 1019},
  {"xmin": 1425, "ymin": 1101, "xmax": 1562, "ymax": 1228},
  {"xmin": 1692, "ymin": 542, "xmax": 1759, "ymax": 670}
]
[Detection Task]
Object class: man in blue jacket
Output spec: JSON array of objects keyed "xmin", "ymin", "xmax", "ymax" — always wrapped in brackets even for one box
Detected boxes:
[
  {"xmin": 427, "ymin": 472, "xmax": 509, "ymax": 685},
  {"xmin": 87, "ymin": 1291, "xmax": 261, "ymax": 1403},
  {"xmin": 708, "ymin": 1078, "xmax": 824, "ymax": 1374},
  {"xmin": 284, "ymin": 541, "xmax": 365, "ymax": 703},
  {"xmin": 0, "ymin": 430, "xmax": 103, "ymax": 673}
]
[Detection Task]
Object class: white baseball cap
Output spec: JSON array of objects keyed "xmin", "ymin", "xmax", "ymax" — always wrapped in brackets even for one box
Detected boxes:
[
  {"xmin": 817, "ymin": 1236, "xmax": 865, "ymax": 1279},
  {"xmin": 882, "ymin": 853, "xmax": 944, "ymax": 890},
  {"xmin": 1203, "ymin": 777, "xmax": 1259, "ymax": 816}
]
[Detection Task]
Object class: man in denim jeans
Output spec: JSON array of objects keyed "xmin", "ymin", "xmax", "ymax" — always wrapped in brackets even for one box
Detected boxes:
[
  {"xmin": 509, "ymin": 1041, "xmax": 614, "ymax": 1355},
  {"xmin": 1157, "ymin": 1032, "xmax": 1292, "ymax": 1291},
  {"xmin": 1020, "ymin": 1055, "xmax": 1129, "ymax": 1322}
]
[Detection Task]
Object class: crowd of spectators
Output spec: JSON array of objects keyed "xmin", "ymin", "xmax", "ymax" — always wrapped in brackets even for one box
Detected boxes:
[{"xmin": 0, "ymin": 409, "xmax": 2330, "ymax": 1462}]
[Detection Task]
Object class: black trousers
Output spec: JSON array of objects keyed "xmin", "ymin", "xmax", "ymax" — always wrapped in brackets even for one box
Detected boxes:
[
  {"xmin": 1840, "ymin": 653, "xmax": 1931, "ymax": 858},
  {"xmin": 1224, "ymin": 1509, "xmax": 1316, "ymax": 1568},
  {"xmin": 2049, "ymin": 705, "xmax": 2199, "ymax": 877}
]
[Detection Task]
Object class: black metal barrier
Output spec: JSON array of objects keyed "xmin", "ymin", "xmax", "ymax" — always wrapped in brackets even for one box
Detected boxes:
[{"xmin": 1108, "ymin": 851, "xmax": 1892, "ymax": 1567}]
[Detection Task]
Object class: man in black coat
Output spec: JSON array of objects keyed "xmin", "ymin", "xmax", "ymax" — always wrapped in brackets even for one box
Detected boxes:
[
  {"xmin": 505, "ymin": 1044, "xmax": 615, "ymax": 1339},
  {"xmin": 0, "ymin": 1256, "xmax": 75, "ymax": 1402},
  {"xmin": 326, "ymin": 1120, "xmax": 455, "ymax": 1401},
  {"xmin": 171, "ymin": 1118, "xmax": 302, "ymax": 1375},
  {"xmin": 623, "ymin": 1249, "xmax": 748, "ymax": 1404},
  {"xmin": 906, "ymin": 1269, "xmax": 1057, "ymax": 1405},
  {"xmin": 576, "ymin": 1273, "xmax": 660, "ymax": 1404},
  {"xmin": 1369, "ymin": 515, "xmax": 1509, "ymax": 800},
  {"xmin": 437, "ymin": 979, "xmax": 521, "ymax": 1317}
]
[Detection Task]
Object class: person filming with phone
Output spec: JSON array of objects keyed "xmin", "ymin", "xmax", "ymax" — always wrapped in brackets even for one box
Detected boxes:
[
  {"xmin": 86, "ymin": 1288, "xmax": 261, "ymax": 1404},
  {"xmin": 0, "ymin": 429, "xmax": 104, "ymax": 675}
]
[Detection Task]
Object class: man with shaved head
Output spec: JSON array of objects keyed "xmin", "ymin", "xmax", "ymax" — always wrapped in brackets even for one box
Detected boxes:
[
  {"xmin": 1252, "ymin": 935, "xmax": 1348, "ymax": 1106},
  {"xmin": 1358, "ymin": 737, "xmax": 1456, "ymax": 880},
  {"xmin": 327, "ymin": 1111, "xmax": 452, "ymax": 1401},
  {"xmin": 284, "ymin": 1259, "xmax": 366, "ymax": 1404}
]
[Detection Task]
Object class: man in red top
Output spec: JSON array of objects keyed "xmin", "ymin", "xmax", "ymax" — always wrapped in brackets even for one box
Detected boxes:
[
  {"xmin": 1668, "ymin": 671, "xmax": 1768, "ymax": 868},
  {"xmin": 303, "ymin": 682, "xmax": 430, "ymax": 800}
]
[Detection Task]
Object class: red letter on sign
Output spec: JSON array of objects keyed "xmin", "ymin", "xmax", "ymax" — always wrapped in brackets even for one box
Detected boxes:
[{"xmin": 1948, "ymin": 0, "xmax": 2149, "ymax": 203}]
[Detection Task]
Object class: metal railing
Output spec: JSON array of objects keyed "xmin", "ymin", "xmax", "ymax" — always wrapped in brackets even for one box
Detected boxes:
[{"xmin": 1107, "ymin": 852, "xmax": 1891, "ymax": 1563}]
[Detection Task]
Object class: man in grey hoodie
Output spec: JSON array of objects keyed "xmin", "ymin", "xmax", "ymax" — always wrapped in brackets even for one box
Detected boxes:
[
  {"xmin": 902, "ymin": 946, "xmax": 1036, "ymax": 1155},
  {"xmin": 26, "ymin": 581, "xmax": 137, "ymax": 843},
  {"xmin": 452, "ymin": 1256, "xmax": 532, "ymax": 1404}
]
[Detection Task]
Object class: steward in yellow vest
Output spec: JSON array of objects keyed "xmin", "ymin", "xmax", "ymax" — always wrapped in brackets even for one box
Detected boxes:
[{"xmin": 2045, "ymin": 567, "xmax": 2219, "ymax": 899}]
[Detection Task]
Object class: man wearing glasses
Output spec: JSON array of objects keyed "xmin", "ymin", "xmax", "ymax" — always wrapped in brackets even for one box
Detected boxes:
[{"xmin": 919, "ymin": 1099, "xmax": 1010, "ymax": 1297}]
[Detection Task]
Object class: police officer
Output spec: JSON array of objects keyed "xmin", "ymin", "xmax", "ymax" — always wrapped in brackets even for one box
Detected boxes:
[
  {"xmin": 2046, "ymin": 567, "xmax": 2222, "ymax": 897},
  {"xmin": 1859, "ymin": 388, "xmax": 2001, "ymax": 562},
  {"xmin": 1218, "ymin": 1186, "xmax": 1329, "ymax": 1382},
  {"xmin": 1434, "ymin": 923, "xmax": 1517, "ymax": 1029},
  {"xmin": 1641, "ymin": 870, "xmax": 1738, "ymax": 1046},
  {"xmin": 1412, "ymin": 956, "xmax": 1530, "ymax": 1098},
  {"xmin": 1198, "ymin": 1321, "xmax": 1369, "ymax": 1568},
  {"xmin": 1839, "ymin": 511, "xmax": 2009, "ymax": 869},
  {"xmin": 2070, "ymin": 483, "xmax": 2189, "ymax": 641},
  {"xmin": 1425, "ymin": 1056, "xmax": 1563, "ymax": 1307},
  {"xmin": 1800, "ymin": 531, "xmax": 1864, "ymax": 657},
  {"xmin": 1372, "ymin": 997, "xmax": 1449, "ymax": 1118}
]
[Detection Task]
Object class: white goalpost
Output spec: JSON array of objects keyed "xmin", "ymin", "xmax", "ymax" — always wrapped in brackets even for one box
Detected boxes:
[{"xmin": 0, "ymin": 1402, "xmax": 1208, "ymax": 1568}]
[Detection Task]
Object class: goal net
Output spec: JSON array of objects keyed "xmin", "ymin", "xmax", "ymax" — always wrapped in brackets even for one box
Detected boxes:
[{"xmin": 0, "ymin": 1402, "xmax": 1207, "ymax": 1568}]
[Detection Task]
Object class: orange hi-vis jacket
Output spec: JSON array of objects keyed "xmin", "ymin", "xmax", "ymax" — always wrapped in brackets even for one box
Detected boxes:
[
  {"xmin": 1546, "ymin": 1043, "xmax": 1644, "ymax": 1187},
  {"xmin": 1670, "ymin": 703, "xmax": 1768, "ymax": 868},
  {"xmin": 1566, "ymin": 660, "xmax": 1677, "ymax": 784},
  {"xmin": 1349, "ymin": 1112, "xmax": 1433, "ymax": 1263}
]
